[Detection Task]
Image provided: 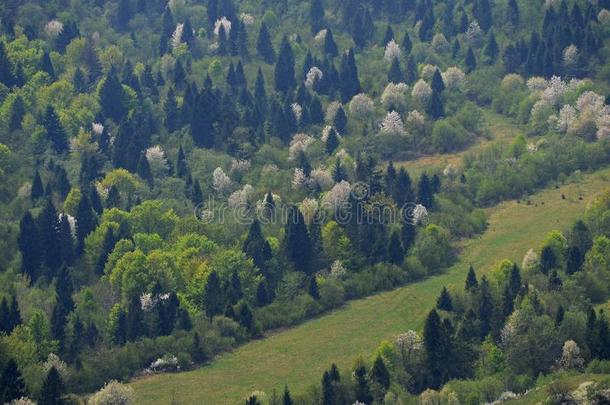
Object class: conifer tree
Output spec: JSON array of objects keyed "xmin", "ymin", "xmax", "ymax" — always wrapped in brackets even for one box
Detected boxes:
[
  {"xmin": 39, "ymin": 366, "xmax": 65, "ymax": 405},
  {"xmin": 160, "ymin": 7, "xmax": 174, "ymax": 55},
  {"xmin": 431, "ymin": 68, "xmax": 445, "ymax": 93},
  {"xmin": 507, "ymin": 0, "xmax": 520, "ymax": 27},
  {"xmin": 405, "ymin": 56, "xmax": 417, "ymax": 84},
  {"xmin": 137, "ymin": 152, "xmax": 153, "ymax": 187},
  {"xmin": 428, "ymin": 90, "xmax": 444, "ymax": 119},
  {"xmin": 100, "ymin": 70, "xmax": 128, "ymax": 122},
  {"xmin": 354, "ymin": 362, "xmax": 372, "ymax": 404},
  {"xmin": 423, "ymin": 309, "xmax": 448, "ymax": 388},
  {"xmin": 465, "ymin": 47, "xmax": 477, "ymax": 73},
  {"xmin": 75, "ymin": 194, "xmax": 97, "ymax": 253},
  {"xmin": 9, "ymin": 94, "xmax": 25, "ymax": 131},
  {"xmin": 310, "ymin": 0, "xmax": 325, "ymax": 34},
  {"xmin": 417, "ymin": 174, "xmax": 434, "ymax": 208},
  {"xmin": 388, "ymin": 231, "xmax": 404, "ymax": 265},
  {"xmin": 275, "ymin": 36, "xmax": 296, "ymax": 93},
  {"xmin": 478, "ymin": 276, "xmax": 493, "ymax": 339},
  {"xmin": 484, "ymin": 30, "xmax": 499, "ymax": 63},
  {"xmin": 38, "ymin": 199, "xmax": 62, "ymax": 274},
  {"xmin": 566, "ymin": 246, "xmax": 583, "ymax": 274},
  {"xmin": 106, "ymin": 185, "xmax": 121, "ymax": 209},
  {"xmin": 371, "ymin": 355, "xmax": 390, "ymax": 390},
  {"xmin": 31, "ymin": 170, "xmax": 44, "ymax": 201},
  {"xmin": 255, "ymin": 281, "xmax": 269, "ymax": 307},
  {"xmin": 282, "ymin": 385, "xmax": 293, "ymax": 405},
  {"xmin": 58, "ymin": 214, "xmax": 74, "ymax": 267},
  {"xmin": 321, "ymin": 370, "xmax": 335, "ymax": 405},
  {"xmin": 465, "ymin": 265, "xmax": 478, "ymax": 291},
  {"xmin": 0, "ymin": 42, "xmax": 14, "ymax": 87},
  {"xmin": 164, "ymin": 88, "xmax": 180, "ymax": 132},
  {"xmin": 388, "ymin": 57, "xmax": 403, "ymax": 84},
  {"xmin": 436, "ymin": 287, "xmax": 453, "ymax": 311},
  {"xmin": 382, "ymin": 25, "xmax": 395, "ymax": 46},
  {"xmin": 284, "ymin": 206, "xmax": 312, "ymax": 274},
  {"xmin": 324, "ymin": 29, "xmax": 338, "ymax": 58},
  {"xmin": 243, "ymin": 219, "xmax": 272, "ymax": 270},
  {"xmin": 176, "ymin": 146, "xmax": 188, "ymax": 178},
  {"xmin": 473, "ymin": 0, "xmax": 493, "ymax": 31},
  {"xmin": 339, "ymin": 49, "xmax": 361, "ymax": 102},
  {"xmin": 44, "ymin": 106, "xmax": 69, "ymax": 153},
  {"xmin": 96, "ymin": 227, "xmax": 115, "ymax": 275},
  {"xmin": 257, "ymin": 23, "xmax": 275, "ymax": 64},
  {"xmin": 0, "ymin": 298, "xmax": 10, "ymax": 334},
  {"xmin": 204, "ymin": 270, "xmax": 223, "ymax": 319},
  {"xmin": 18, "ymin": 211, "xmax": 41, "ymax": 282},
  {"xmin": 540, "ymin": 246, "xmax": 556, "ymax": 275},
  {"xmin": 325, "ymin": 127, "xmax": 340, "ymax": 154},
  {"xmin": 0, "ymin": 359, "xmax": 27, "ymax": 403},
  {"xmin": 308, "ymin": 276, "xmax": 320, "ymax": 299}
]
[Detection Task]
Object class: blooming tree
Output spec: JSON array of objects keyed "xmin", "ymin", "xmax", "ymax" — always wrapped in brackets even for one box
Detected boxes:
[
  {"xmin": 88, "ymin": 380, "xmax": 135, "ymax": 405},
  {"xmin": 44, "ymin": 20, "xmax": 63, "ymax": 39},
  {"xmin": 465, "ymin": 20, "xmax": 482, "ymax": 45},
  {"xmin": 292, "ymin": 168, "xmax": 307, "ymax": 189},
  {"xmin": 212, "ymin": 167, "xmax": 231, "ymax": 193},
  {"xmin": 305, "ymin": 66, "xmax": 323, "ymax": 88},
  {"xmin": 146, "ymin": 146, "xmax": 169, "ymax": 176},
  {"xmin": 330, "ymin": 260, "xmax": 347, "ymax": 279},
  {"xmin": 563, "ymin": 45, "xmax": 578, "ymax": 68},
  {"xmin": 379, "ymin": 111, "xmax": 406, "ymax": 136},
  {"xmin": 240, "ymin": 13, "xmax": 255, "ymax": 25},
  {"xmin": 228, "ymin": 184, "xmax": 255, "ymax": 209},
  {"xmin": 214, "ymin": 17, "xmax": 231, "ymax": 36},
  {"xmin": 432, "ymin": 33, "xmax": 449, "ymax": 53},
  {"xmin": 323, "ymin": 181, "xmax": 351, "ymax": 210},
  {"xmin": 384, "ymin": 40, "xmax": 401, "ymax": 62},
  {"xmin": 171, "ymin": 23, "xmax": 184, "ymax": 50},
  {"xmin": 442, "ymin": 67, "xmax": 465, "ymax": 90},
  {"xmin": 310, "ymin": 168, "xmax": 334, "ymax": 191},
  {"xmin": 291, "ymin": 103, "xmax": 303, "ymax": 124},
  {"xmin": 557, "ymin": 340, "xmax": 585, "ymax": 370},
  {"xmin": 314, "ymin": 29, "xmax": 327, "ymax": 42},
  {"xmin": 412, "ymin": 80, "xmax": 432, "ymax": 106},
  {"xmin": 381, "ymin": 82, "xmax": 409, "ymax": 111},
  {"xmin": 299, "ymin": 198, "xmax": 319, "ymax": 224},
  {"xmin": 289, "ymin": 133, "xmax": 314, "ymax": 160},
  {"xmin": 325, "ymin": 101, "xmax": 342, "ymax": 123},
  {"xmin": 349, "ymin": 93, "xmax": 374, "ymax": 118}
]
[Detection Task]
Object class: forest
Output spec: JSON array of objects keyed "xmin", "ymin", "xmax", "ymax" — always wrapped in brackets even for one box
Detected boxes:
[{"xmin": 0, "ymin": 0, "xmax": 609, "ymax": 403}]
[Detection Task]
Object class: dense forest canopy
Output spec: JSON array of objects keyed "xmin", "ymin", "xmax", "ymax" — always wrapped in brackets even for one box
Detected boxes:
[{"xmin": 0, "ymin": 0, "xmax": 609, "ymax": 403}]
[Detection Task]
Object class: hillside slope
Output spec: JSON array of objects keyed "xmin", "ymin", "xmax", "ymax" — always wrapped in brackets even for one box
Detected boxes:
[{"xmin": 131, "ymin": 167, "xmax": 610, "ymax": 404}]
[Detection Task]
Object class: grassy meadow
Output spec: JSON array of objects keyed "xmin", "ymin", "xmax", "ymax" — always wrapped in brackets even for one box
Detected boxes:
[{"xmin": 130, "ymin": 167, "xmax": 610, "ymax": 404}]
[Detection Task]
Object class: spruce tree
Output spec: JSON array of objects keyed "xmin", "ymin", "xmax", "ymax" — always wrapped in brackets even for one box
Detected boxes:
[
  {"xmin": 204, "ymin": 270, "xmax": 223, "ymax": 319},
  {"xmin": 282, "ymin": 385, "xmax": 293, "ymax": 405},
  {"xmin": 275, "ymin": 36, "xmax": 296, "ymax": 93},
  {"xmin": 126, "ymin": 294, "xmax": 145, "ymax": 341},
  {"xmin": 465, "ymin": 47, "xmax": 477, "ymax": 73},
  {"xmin": 484, "ymin": 30, "xmax": 499, "ymax": 63},
  {"xmin": 160, "ymin": 7, "xmax": 174, "ymax": 55},
  {"xmin": 31, "ymin": 170, "xmax": 44, "ymax": 201},
  {"xmin": 58, "ymin": 214, "xmax": 74, "ymax": 267},
  {"xmin": 566, "ymin": 246, "xmax": 583, "ymax": 274},
  {"xmin": 324, "ymin": 29, "xmax": 338, "ymax": 58},
  {"xmin": 507, "ymin": 0, "xmax": 520, "ymax": 27},
  {"xmin": 75, "ymin": 194, "xmax": 97, "ymax": 254},
  {"xmin": 192, "ymin": 179, "xmax": 203, "ymax": 206},
  {"xmin": 310, "ymin": 0, "xmax": 325, "ymax": 34},
  {"xmin": 465, "ymin": 265, "xmax": 478, "ymax": 291},
  {"xmin": 0, "ymin": 41, "xmax": 14, "ymax": 87},
  {"xmin": 255, "ymin": 281, "xmax": 269, "ymax": 307},
  {"xmin": 106, "ymin": 185, "xmax": 121, "ymax": 208},
  {"xmin": 473, "ymin": 0, "xmax": 493, "ymax": 31},
  {"xmin": 136, "ymin": 152, "xmax": 153, "ymax": 187},
  {"xmin": 164, "ymin": 88, "xmax": 180, "ymax": 132},
  {"xmin": 339, "ymin": 49, "xmax": 361, "ymax": 102},
  {"xmin": 388, "ymin": 57, "xmax": 403, "ymax": 84},
  {"xmin": 243, "ymin": 219, "xmax": 272, "ymax": 270},
  {"xmin": 333, "ymin": 107, "xmax": 347, "ymax": 133},
  {"xmin": 321, "ymin": 370, "xmax": 335, "ymax": 405},
  {"xmin": 18, "ymin": 211, "xmax": 41, "ymax": 282},
  {"xmin": 0, "ymin": 298, "xmax": 9, "ymax": 334},
  {"xmin": 354, "ymin": 362, "xmax": 372, "ymax": 404},
  {"xmin": 402, "ymin": 32, "xmax": 413, "ymax": 55},
  {"xmin": 417, "ymin": 174, "xmax": 433, "ymax": 208},
  {"xmin": 9, "ymin": 94, "xmax": 25, "ymax": 131},
  {"xmin": 388, "ymin": 231, "xmax": 404, "ymax": 265},
  {"xmin": 39, "ymin": 366, "xmax": 65, "ymax": 405},
  {"xmin": 436, "ymin": 287, "xmax": 453, "ymax": 311},
  {"xmin": 423, "ymin": 309, "xmax": 448, "ymax": 388},
  {"xmin": 478, "ymin": 276, "xmax": 493, "ymax": 339},
  {"xmin": 540, "ymin": 246, "xmax": 556, "ymax": 275},
  {"xmin": 428, "ymin": 90, "xmax": 444, "ymax": 119},
  {"xmin": 44, "ymin": 106, "xmax": 69, "ymax": 153},
  {"xmin": 308, "ymin": 276, "xmax": 320, "ymax": 299},
  {"xmin": 0, "ymin": 359, "xmax": 27, "ymax": 403},
  {"xmin": 99, "ymin": 70, "xmax": 128, "ymax": 122},
  {"xmin": 325, "ymin": 127, "xmax": 340, "ymax": 154},
  {"xmin": 176, "ymin": 146, "xmax": 188, "ymax": 178},
  {"xmin": 38, "ymin": 199, "xmax": 62, "ymax": 274},
  {"xmin": 257, "ymin": 23, "xmax": 275, "ymax": 64},
  {"xmin": 96, "ymin": 227, "xmax": 115, "ymax": 275},
  {"xmin": 431, "ymin": 68, "xmax": 445, "ymax": 93},
  {"xmin": 370, "ymin": 355, "xmax": 390, "ymax": 390},
  {"xmin": 283, "ymin": 206, "xmax": 312, "ymax": 274},
  {"xmin": 382, "ymin": 25, "xmax": 395, "ymax": 46}
]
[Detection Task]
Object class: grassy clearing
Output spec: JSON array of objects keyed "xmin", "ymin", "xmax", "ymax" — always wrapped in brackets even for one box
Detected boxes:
[
  {"xmin": 131, "ymin": 168, "xmax": 610, "ymax": 405},
  {"xmin": 389, "ymin": 110, "xmax": 524, "ymax": 177},
  {"xmin": 507, "ymin": 373, "xmax": 609, "ymax": 405}
]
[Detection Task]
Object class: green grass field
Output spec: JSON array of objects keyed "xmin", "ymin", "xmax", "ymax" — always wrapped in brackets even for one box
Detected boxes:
[
  {"xmin": 389, "ymin": 110, "xmax": 524, "ymax": 177},
  {"xmin": 131, "ymin": 168, "xmax": 610, "ymax": 405},
  {"xmin": 507, "ymin": 373, "xmax": 609, "ymax": 405}
]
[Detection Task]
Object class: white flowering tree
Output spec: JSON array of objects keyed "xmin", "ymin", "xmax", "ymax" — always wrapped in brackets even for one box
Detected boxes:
[
  {"xmin": 44, "ymin": 20, "xmax": 63, "ymax": 39},
  {"xmin": 305, "ymin": 66, "xmax": 323, "ymax": 88},
  {"xmin": 310, "ymin": 168, "xmax": 334, "ymax": 191},
  {"xmin": 384, "ymin": 40, "xmax": 401, "ymax": 62},
  {"xmin": 349, "ymin": 93, "xmax": 374, "ymax": 119},
  {"xmin": 557, "ymin": 340, "xmax": 584, "ymax": 370},
  {"xmin": 465, "ymin": 20, "xmax": 482, "ymax": 46},
  {"xmin": 323, "ymin": 181, "xmax": 351, "ymax": 211},
  {"xmin": 412, "ymin": 80, "xmax": 432, "ymax": 106},
  {"xmin": 171, "ymin": 23, "xmax": 184, "ymax": 50},
  {"xmin": 212, "ymin": 167, "xmax": 231, "ymax": 193},
  {"xmin": 442, "ymin": 67, "xmax": 465, "ymax": 90},
  {"xmin": 291, "ymin": 103, "xmax": 303, "ymax": 124},
  {"xmin": 325, "ymin": 101, "xmax": 342, "ymax": 123},
  {"xmin": 289, "ymin": 133, "xmax": 314, "ymax": 160},
  {"xmin": 379, "ymin": 111, "xmax": 406, "ymax": 136},
  {"xmin": 214, "ymin": 17, "xmax": 231, "ymax": 36},
  {"xmin": 228, "ymin": 184, "xmax": 255, "ymax": 209},
  {"xmin": 88, "ymin": 380, "xmax": 135, "ymax": 405},
  {"xmin": 146, "ymin": 146, "xmax": 169, "ymax": 177},
  {"xmin": 381, "ymin": 82, "xmax": 409, "ymax": 111},
  {"xmin": 299, "ymin": 198, "xmax": 319, "ymax": 224}
]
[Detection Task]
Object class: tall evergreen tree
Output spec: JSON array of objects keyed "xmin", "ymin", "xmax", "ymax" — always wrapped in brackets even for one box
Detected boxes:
[
  {"xmin": 428, "ymin": 90, "xmax": 444, "ymax": 119},
  {"xmin": 75, "ymin": 194, "xmax": 97, "ymax": 253},
  {"xmin": 324, "ymin": 29, "xmax": 338, "ymax": 58},
  {"xmin": 39, "ymin": 366, "xmax": 65, "ymax": 405},
  {"xmin": 423, "ymin": 309, "xmax": 449, "ymax": 388},
  {"xmin": 31, "ymin": 170, "xmax": 44, "ymax": 201},
  {"xmin": 137, "ymin": 152, "xmax": 153, "ymax": 187},
  {"xmin": 283, "ymin": 206, "xmax": 312, "ymax": 274},
  {"xmin": 0, "ymin": 359, "xmax": 27, "ymax": 403},
  {"xmin": 38, "ymin": 199, "xmax": 62, "ymax": 274},
  {"xmin": 540, "ymin": 246, "xmax": 557, "ymax": 275},
  {"xmin": 308, "ymin": 276, "xmax": 320, "ymax": 299},
  {"xmin": 257, "ymin": 23, "xmax": 275, "ymax": 64},
  {"xmin": 484, "ymin": 30, "xmax": 499, "ymax": 63},
  {"xmin": 204, "ymin": 270, "xmax": 223, "ymax": 319},
  {"xmin": 164, "ymin": 88, "xmax": 180, "ymax": 132},
  {"xmin": 310, "ymin": 0, "xmax": 325, "ymax": 34},
  {"xmin": 431, "ymin": 68, "xmax": 445, "ymax": 93},
  {"xmin": 275, "ymin": 36, "xmax": 296, "ymax": 93},
  {"xmin": 44, "ymin": 106, "xmax": 69, "ymax": 153},
  {"xmin": 436, "ymin": 287, "xmax": 453, "ymax": 311},
  {"xmin": 96, "ymin": 227, "xmax": 115, "ymax": 275},
  {"xmin": 57, "ymin": 214, "xmax": 74, "ymax": 267},
  {"xmin": 339, "ymin": 49, "xmax": 361, "ymax": 102},
  {"xmin": 417, "ymin": 173, "xmax": 434, "ymax": 208},
  {"xmin": 371, "ymin": 355, "xmax": 390, "ymax": 390},
  {"xmin": 282, "ymin": 385, "xmax": 293, "ymax": 405},
  {"xmin": 465, "ymin": 265, "xmax": 478, "ymax": 291},
  {"xmin": 18, "ymin": 211, "xmax": 41, "ymax": 282},
  {"xmin": 507, "ymin": 0, "xmax": 520, "ymax": 27},
  {"xmin": 243, "ymin": 219, "xmax": 272, "ymax": 270},
  {"xmin": 388, "ymin": 231, "xmax": 404, "ymax": 265},
  {"xmin": 160, "ymin": 7, "xmax": 174, "ymax": 55},
  {"xmin": 465, "ymin": 47, "xmax": 477, "ymax": 73},
  {"xmin": 0, "ymin": 41, "xmax": 14, "ymax": 87},
  {"xmin": 9, "ymin": 94, "xmax": 25, "ymax": 131},
  {"xmin": 99, "ymin": 70, "xmax": 128, "ymax": 122},
  {"xmin": 353, "ymin": 362, "xmax": 372, "ymax": 404},
  {"xmin": 473, "ymin": 0, "xmax": 493, "ymax": 31},
  {"xmin": 402, "ymin": 32, "xmax": 413, "ymax": 55},
  {"xmin": 387, "ymin": 57, "xmax": 403, "ymax": 84}
]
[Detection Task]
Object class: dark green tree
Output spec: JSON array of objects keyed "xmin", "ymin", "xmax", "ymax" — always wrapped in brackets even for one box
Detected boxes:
[
  {"xmin": 204, "ymin": 271, "xmax": 223, "ymax": 318},
  {"xmin": 274, "ymin": 36, "xmax": 296, "ymax": 93},
  {"xmin": 353, "ymin": 362, "xmax": 372, "ymax": 404},
  {"xmin": 484, "ymin": 30, "xmax": 499, "ymax": 63},
  {"xmin": 0, "ymin": 41, "xmax": 14, "ymax": 87},
  {"xmin": 478, "ymin": 276, "xmax": 494, "ymax": 339},
  {"xmin": 99, "ymin": 70, "xmax": 128, "ymax": 122},
  {"xmin": 402, "ymin": 32, "xmax": 413, "ymax": 55},
  {"xmin": 0, "ymin": 359, "xmax": 27, "ymax": 403},
  {"xmin": 44, "ymin": 106, "xmax": 68, "ymax": 153},
  {"xmin": 256, "ymin": 23, "xmax": 275, "ymax": 63},
  {"xmin": 325, "ymin": 127, "xmax": 340, "ymax": 154},
  {"xmin": 473, "ymin": 0, "xmax": 493, "ymax": 31},
  {"xmin": 96, "ymin": 227, "xmax": 115, "ymax": 275},
  {"xmin": 540, "ymin": 245, "xmax": 557, "ymax": 275},
  {"xmin": 428, "ymin": 90, "xmax": 444, "ymax": 119},
  {"xmin": 137, "ymin": 152, "xmax": 153, "ymax": 187},
  {"xmin": 58, "ymin": 214, "xmax": 74, "ymax": 267},
  {"xmin": 387, "ymin": 57, "xmax": 403, "ymax": 84},
  {"xmin": 75, "ymin": 194, "xmax": 97, "ymax": 253},
  {"xmin": 465, "ymin": 47, "xmax": 477, "ymax": 73},
  {"xmin": 431, "ymin": 68, "xmax": 445, "ymax": 93},
  {"xmin": 243, "ymin": 219, "xmax": 272, "ymax": 270},
  {"xmin": 388, "ymin": 231, "xmax": 404, "ymax": 265},
  {"xmin": 126, "ymin": 294, "xmax": 145, "ymax": 341},
  {"xmin": 310, "ymin": 0, "xmax": 325, "ymax": 34},
  {"xmin": 255, "ymin": 281, "xmax": 269, "ymax": 307},
  {"xmin": 339, "ymin": 49, "xmax": 361, "ymax": 102},
  {"xmin": 436, "ymin": 287, "xmax": 453, "ymax": 311},
  {"xmin": 282, "ymin": 385, "xmax": 293, "ymax": 405},
  {"xmin": 566, "ymin": 246, "xmax": 583, "ymax": 274},
  {"xmin": 164, "ymin": 88, "xmax": 180, "ymax": 132},
  {"xmin": 38, "ymin": 199, "xmax": 62, "ymax": 273},
  {"xmin": 324, "ymin": 29, "xmax": 338, "ymax": 58},
  {"xmin": 507, "ymin": 0, "xmax": 520, "ymax": 27},
  {"xmin": 18, "ymin": 211, "xmax": 41, "ymax": 282},
  {"xmin": 308, "ymin": 276, "xmax": 320, "ymax": 299},
  {"xmin": 39, "ymin": 366, "xmax": 65, "ymax": 405},
  {"xmin": 465, "ymin": 265, "xmax": 478, "ymax": 291},
  {"xmin": 31, "ymin": 170, "xmax": 44, "ymax": 201},
  {"xmin": 9, "ymin": 94, "xmax": 25, "ymax": 131},
  {"xmin": 371, "ymin": 355, "xmax": 390, "ymax": 391},
  {"xmin": 283, "ymin": 206, "xmax": 312, "ymax": 274},
  {"xmin": 423, "ymin": 309, "xmax": 449, "ymax": 388}
]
